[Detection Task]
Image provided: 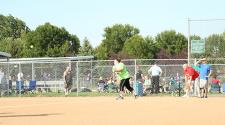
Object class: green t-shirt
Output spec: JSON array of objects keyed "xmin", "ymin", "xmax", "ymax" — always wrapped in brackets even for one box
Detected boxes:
[{"xmin": 113, "ymin": 63, "xmax": 130, "ymax": 80}]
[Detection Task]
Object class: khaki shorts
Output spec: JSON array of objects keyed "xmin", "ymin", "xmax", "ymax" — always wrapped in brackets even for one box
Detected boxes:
[{"xmin": 200, "ymin": 79, "xmax": 208, "ymax": 88}]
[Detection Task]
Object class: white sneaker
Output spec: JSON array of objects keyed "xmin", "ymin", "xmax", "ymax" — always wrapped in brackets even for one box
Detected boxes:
[{"xmin": 182, "ymin": 94, "xmax": 189, "ymax": 98}]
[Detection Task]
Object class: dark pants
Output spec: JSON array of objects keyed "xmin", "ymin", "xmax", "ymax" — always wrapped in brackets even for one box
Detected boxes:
[
  {"xmin": 152, "ymin": 76, "xmax": 160, "ymax": 94},
  {"xmin": 119, "ymin": 78, "xmax": 133, "ymax": 92}
]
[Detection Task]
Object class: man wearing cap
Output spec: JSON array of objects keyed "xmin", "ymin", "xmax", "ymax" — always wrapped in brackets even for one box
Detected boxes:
[{"xmin": 195, "ymin": 57, "xmax": 212, "ymax": 98}]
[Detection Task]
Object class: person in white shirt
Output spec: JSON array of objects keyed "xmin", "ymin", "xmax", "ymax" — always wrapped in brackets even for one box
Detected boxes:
[
  {"xmin": 17, "ymin": 71, "xmax": 24, "ymax": 91},
  {"xmin": 148, "ymin": 63, "xmax": 162, "ymax": 94},
  {"xmin": 0, "ymin": 69, "xmax": 4, "ymax": 84},
  {"xmin": 17, "ymin": 71, "xmax": 24, "ymax": 82}
]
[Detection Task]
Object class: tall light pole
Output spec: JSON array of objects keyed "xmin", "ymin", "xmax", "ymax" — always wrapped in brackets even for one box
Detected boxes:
[
  {"xmin": 187, "ymin": 18, "xmax": 191, "ymax": 65},
  {"xmin": 187, "ymin": 18, "xmax": 225, "ymax": 65}
]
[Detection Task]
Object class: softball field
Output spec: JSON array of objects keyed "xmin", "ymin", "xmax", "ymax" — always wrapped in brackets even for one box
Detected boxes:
[{"xmin": 0, "ymin": 96, "xmax": 225, "ymax": 125}]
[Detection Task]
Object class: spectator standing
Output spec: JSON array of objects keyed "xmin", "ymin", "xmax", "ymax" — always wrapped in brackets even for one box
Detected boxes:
[
  {"xmin": 63, "ymin": 67, "xmax": 72, "ymax": 96},
  {"xmin": 17, "ymin": 71, "xmax": 24, "ymax": 91},
  {"xmin": 0, "ymin": 69, "xmax": 4, "ymax": 84},
  {"xmin": 148, "ymin": 63, "xmax": 162, "ymax": 94},
  {"xmin": 136, "ymin": 65, "xmax": 144, "ymax": 83},
  {"xmin": 17, "ymin": 71, "xmax": 23, "ymax": 82},
  {"xmin": 195, "ymin": 57, "xmax": 212, "ymax": 98}
]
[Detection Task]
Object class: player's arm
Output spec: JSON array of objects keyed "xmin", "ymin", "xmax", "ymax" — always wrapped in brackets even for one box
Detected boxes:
[
  {"xmin": 63, "ymin": 72, "xmax": 66, "ymax": 81},
  {"xmin": 207, "ymin": 69, "xmax": 213, "ymax": 78},
  {"xmin": 195, "ymin": 59, "xmax": 202, "ymax": 66}
]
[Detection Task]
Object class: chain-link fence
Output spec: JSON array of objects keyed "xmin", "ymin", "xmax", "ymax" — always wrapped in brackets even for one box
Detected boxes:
[{"xmin": 0, "ymin": 58, "xmax": 225, "ymax": 96}]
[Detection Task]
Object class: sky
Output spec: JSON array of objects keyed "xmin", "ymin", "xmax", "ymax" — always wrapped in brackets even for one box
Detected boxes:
[{"xmin": 1, "ymin": 0, "xmax": 225, "ymax": 47}]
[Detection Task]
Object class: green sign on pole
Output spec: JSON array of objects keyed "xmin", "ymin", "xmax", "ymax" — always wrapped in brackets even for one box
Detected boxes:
[{"xmin": 191, "ymin": 40, "xmax": 205, "ymax": 54}]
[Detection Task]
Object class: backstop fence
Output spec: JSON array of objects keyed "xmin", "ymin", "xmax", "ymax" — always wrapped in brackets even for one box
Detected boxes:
[{"xmin": 0, "ymin": 58, "xmax": 225, "ymax": 96}]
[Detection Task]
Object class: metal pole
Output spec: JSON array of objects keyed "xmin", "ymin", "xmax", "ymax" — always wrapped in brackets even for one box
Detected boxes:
[
  {"xmin": 134, "ymin": 59, "xmax": 137, "ymax": 82},
  {"xmin": 177, "ymin": 72, "xmax": 181, "ymax": 97},
  {"xmin": 32, "ymin": 62, "xmax": 34, "ymax": 80},
  {"xmin": 7, "ymin": 58, "xmax": 10, "ymax": 96},
  {"xmin": 19, "ymin": 63, "xmax": 21, "ymax": 97},
  {"xmin": 188, "ymin": 18, "xmax": 191, "ymax": 65},
  {"xmin": 54, "ymin": 68, "xmax": 57, "ymax": 92},
  {"xmin": 76, "ymin": 61, "xmax": 79, "ymax": 96},
  {"xmin": 90, "ymin": 60, "xmax": 93, "ymax": 90}
]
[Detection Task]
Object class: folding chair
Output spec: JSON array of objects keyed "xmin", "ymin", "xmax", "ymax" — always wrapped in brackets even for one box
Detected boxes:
[{"xmin": 28, "ymin": 80, "xmax": 36, "ymax": 93}]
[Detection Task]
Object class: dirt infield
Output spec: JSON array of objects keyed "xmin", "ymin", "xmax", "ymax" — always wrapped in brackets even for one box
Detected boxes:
[{"xmin": 1, "ymin": 96, "xmax": 225, "ymax": 125}]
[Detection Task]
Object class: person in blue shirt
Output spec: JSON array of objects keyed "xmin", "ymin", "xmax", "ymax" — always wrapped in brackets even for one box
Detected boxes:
[{"xmin": 195, "ymin": 57, "xmax": 212, "ymax": 98}]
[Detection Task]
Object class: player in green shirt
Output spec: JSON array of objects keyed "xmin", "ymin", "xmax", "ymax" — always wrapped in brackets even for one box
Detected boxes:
[{"xmin": 112, "ymin": 57, "xmax": 137, "ymax": 100}]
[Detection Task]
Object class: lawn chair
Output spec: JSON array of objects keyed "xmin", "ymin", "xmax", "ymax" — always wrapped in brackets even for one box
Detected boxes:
[
  {"xmin": 169, "ymin": 78, "xmax": 184, "ymax": 96},
  {"xmin": 210, "ymin": 84, "xmax": 220, "ymax": 93},
  {"xmin": 27, "ymin": 80, "xmax": 36, "ymax": 93}
]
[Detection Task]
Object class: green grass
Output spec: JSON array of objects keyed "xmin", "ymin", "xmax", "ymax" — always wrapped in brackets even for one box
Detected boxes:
[{"xmin": 2, "ymin": 92, "xmax": 120, "ymax": 97}]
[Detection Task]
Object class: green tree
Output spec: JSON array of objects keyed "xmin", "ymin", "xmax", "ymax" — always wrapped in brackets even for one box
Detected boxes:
[
  {"xmin": 155, "ymin": 30, "xmax": 188, "ymax": 55},
  {"xmin": 79, "ymin": 37, "xmax": 94, "ymax": 56},
  {"xmin": 0, "ymin": 15, "xmax": 30, "ymax": 40},
  {"xmin": 25, "ymin": 23, "xmax": 80, "ymax": 57},
  {"xmin": 205, "ymin": 33, "xmax": 225, "ymax": 58},
  {"xmin": 96, "ymin": 24, "xmax": 139, "ymax": 59},
  {"xmin": 190, "ymin": 35, "xmax": 201, "ymax": 40},
  {"xmin": 123, "ymin": 35, "xmax": 157, "ymax": 59},
  {"xmin": 0, "ymin": 37, "xmax": 24, "ymax": 57},
  {"xmin": 94, "ymin": 43, "xmax": 108, "ymax": 59}
]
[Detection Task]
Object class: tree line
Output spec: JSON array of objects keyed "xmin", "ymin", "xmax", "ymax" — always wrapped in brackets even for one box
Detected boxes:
[{"xmin": 0, "ymin": 14, "xmax": 225, "ymax": 59}]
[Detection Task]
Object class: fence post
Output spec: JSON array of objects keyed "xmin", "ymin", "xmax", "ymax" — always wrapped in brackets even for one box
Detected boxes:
[
  {"xmin": 32, "ymin": 61, "xmax": 34, "ymax": 80},
  {"xmin": 76, "ymin": 61, "xmax": 79, "ymax": 96},
  {"xmin": 7, "ymin": 58, "xmax": 10, "ymax": 96},
  {"xmin": 54, "ymin": 67, "xmax": 57, "ymax": 92},
  {"xmin": 134, "ymin": 59, "xmax": 137, "ymax": 82},
  {"xmin": 91, "ymin": 60, "xmax": 93, "ymax": 90},
  {"xmin": 19, "ymin": 63, "xmax": 21, "ymax": 97}
]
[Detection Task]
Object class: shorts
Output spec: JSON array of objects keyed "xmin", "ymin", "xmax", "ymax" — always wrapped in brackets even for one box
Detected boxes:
[
  {"xmin": 65, "ymin": 82, "xmax": 72, "ymax": 89},
  {"xmin": 119, "ymin": 78, "xmax": 133, "ymax": 92},
  {"xmin": 200, "ymin": 79, "xmax": 208, "ymax": 88}
]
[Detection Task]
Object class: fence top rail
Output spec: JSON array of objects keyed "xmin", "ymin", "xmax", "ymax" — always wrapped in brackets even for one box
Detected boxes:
[
  {"xmin": 0, "ymin": 57, "xmax": 224, "ymax": 64},
  {"xmin": 0, "ymin": 56, "xmax": 94, "ymax": 63}
]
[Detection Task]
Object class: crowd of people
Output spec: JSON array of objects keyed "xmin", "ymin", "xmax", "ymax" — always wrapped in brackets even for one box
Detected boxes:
[
  {"xmin": 61, "ymin": 57, "xmax": 223, "ymax": 98},
  {"xmin": 109, "ymin": 57, "xmax": 221, "ymax": 99}
]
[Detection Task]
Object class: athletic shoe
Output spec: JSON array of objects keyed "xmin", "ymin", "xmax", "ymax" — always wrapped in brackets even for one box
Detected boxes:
[
  {"xmin": 116, "ymin": 96, "xmax": 124, "ymax": 100},
  {"xmin": 182, "ymin": 94, "xmax": 189, "ymax": 98}
]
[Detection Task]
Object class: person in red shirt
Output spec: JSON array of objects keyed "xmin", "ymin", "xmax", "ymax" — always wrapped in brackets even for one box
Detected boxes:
[
  {"xmin": 183, "ymin": 64, "xmax": 199, "ymax": 97},
  {"xmin": 211, "ymin": 75, "xmax": 221, "ymax": 93}
]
